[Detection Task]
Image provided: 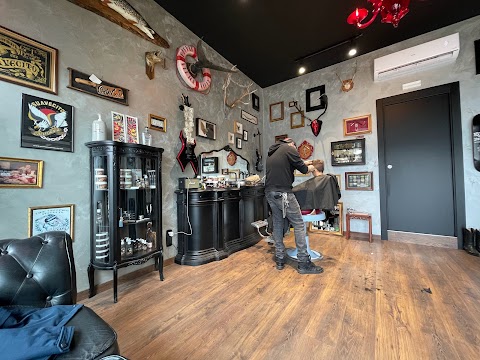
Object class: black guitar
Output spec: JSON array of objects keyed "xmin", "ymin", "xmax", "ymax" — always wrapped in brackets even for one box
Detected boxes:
[{"xmin": 254, "ymin": 129, "xmax": 263, "ymax": 172}]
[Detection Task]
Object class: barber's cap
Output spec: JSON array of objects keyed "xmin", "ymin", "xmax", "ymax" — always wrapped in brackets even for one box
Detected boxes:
[{"xmin": 279, "ymin": 138, "xmax": 296, "ymax": 147}]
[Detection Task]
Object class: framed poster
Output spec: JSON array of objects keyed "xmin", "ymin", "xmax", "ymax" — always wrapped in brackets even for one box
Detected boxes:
[
  {"xmin": 197, "ymin": 118, "xmax": 217, "ymax": 140},
  {"xmin": 202, "ymin": 157, "xmax": 218, "ymax": 174},
  {"xmin": 21, "ymin": 94, "xmax": 74, "ymax": 152},
  {"xmin": 343, "ymin": 115, "xmax": 372, "ymax": 136},
  {"xmin": 112, "ymin": 111, "xmax": 126, "ymax": 142},
  {"xmin": 125, "ymin": 115, "xmax": 139, "ymax": 144},
  {"xmin": 28, "ymin": 204, "xmax": 74, "ymax": 239},
  {"xmin": 345, "ymin": 171, "xmax": 373, "ymax": 190},
  {"xmin": 306, "ymin": 85, "xmax": 326, "ymax": 112},
  {"xmin": 331, "ymin": 138, "xmax": 365, "ymax": 166},
  {"xmin": 251, "ymin": 93, "xmax": 260, "ymax": 111},
  {"xmin": 0, "ymin": 157, "xmax": 43, "ymax": 188},
  {"xmin": 67, "ymin": 68, "xmax": 129, "ymax": 106},
  {"xmin": 148, "ymin": 114, "xmax": 166, "ymax": 132},
  {"xmin": 0, "ymin": 26, "xmax": 58, "ymax": 94},
  {"xmin": 241, "ymin": 109, "xmax": 258, "ymax": 125}
]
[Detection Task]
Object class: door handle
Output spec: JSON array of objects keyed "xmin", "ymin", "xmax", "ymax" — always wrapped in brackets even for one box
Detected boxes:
[{"xmin": 387, "ymin": 164, "xmax": 393, "ymax": 169}]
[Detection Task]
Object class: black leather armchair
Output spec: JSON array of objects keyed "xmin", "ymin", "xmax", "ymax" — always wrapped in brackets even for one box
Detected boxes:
[{"xmin": 0, "ymin": 231, "xmax": 119, "ymax": 359}]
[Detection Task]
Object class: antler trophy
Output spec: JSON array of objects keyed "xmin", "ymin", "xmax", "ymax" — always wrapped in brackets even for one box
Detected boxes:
[{"xmin": 292, "ymin": 94, "xmax": 329, "ymax": 137}]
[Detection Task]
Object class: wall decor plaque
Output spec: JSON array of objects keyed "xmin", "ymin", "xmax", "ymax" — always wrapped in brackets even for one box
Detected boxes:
[
  {"xmin": 241, "ymin": 109, "xmax": 258, "ymax": 125},
  {"xmin": 343, "ymin": 114, "xmax": 372, "ymax": 136},
  {"xmin": 331, "ymin": 138, "xmax": 365, "ymax": 166},
  {"xmin": 297, "ymin": 140, "xmax": 314, "ymax": 159},
  {"xmin": 28, "ymin": 204, "xmax": 74, "ymax": 239},
  {"xmin": 67, "ymin": 68, "xmax": 129, "ymax": 106},
  {"xmin": 21, "ymin": 94, "xmax": 74, "ymax": 152},
  {"xmin": 149, "ymin": 113, "xmax": 166, "ymax": 132},
  {"xmin": 0, "ymin": 26, "xmax": 58, "ymax": 94},
  {"xmin": 345, "ymin": 171, "xmax": 373, "ymax": 191}
]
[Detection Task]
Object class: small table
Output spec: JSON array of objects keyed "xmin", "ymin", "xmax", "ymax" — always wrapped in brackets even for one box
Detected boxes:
[{"xmin": 345, "ymin": 212, "xmax": 372, "ymax": 243}]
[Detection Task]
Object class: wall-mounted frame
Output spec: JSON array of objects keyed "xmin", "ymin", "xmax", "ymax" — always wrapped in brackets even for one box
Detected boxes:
[
  {"xmin": 28, "ymin": 204, "xmax": 74, "ymax": 239},
  {"xmin": 0, "ymin": 157, "xmax": 43, "ymax": 188},
  {"xmin": 251, "ymin": 93, "xmax": 260, "ymax": 111},
  {"xmin": 343, "ymin": 114, "xmax": 372, "ymax": 137},
  {"xmin": 308, "ymin": 202, "xmax": 343, "ymax": 236},
  {"xmin": 67, "ymin": 68, "xmax": 129, "ymax": 106},
  {"xmin": 236, "ymin": 137, "xmax": 242, "ymax": 149},
  {"xmin": 275, "ymin": 134, "xmax": 288, "ymax": 143},
  {"xmin": 148, "ymin": 114, "xmax": 166, "ymax": 132},
  {"xmin": 291, "ymin": 111, "xmax": 305, "ymax": 129},
  {"xmin": 241, "ymin": 109, "xmax": 258, "ymax": 125},
  {"xmin": 243, "ymin": 130, "xmax": 248, "ymax": 141},
  {"xmin": 306, "ymin": 85, "xmax": 326, "ymax": 112},
  {"xmin": 202, "ymin": 157, "xmax": 218, "ymax": 174},
  {"xmin": 345, "ymin": 171, "xmax": 373, "ymax": 191},
  {"xmin": 197, "ymin": 118, "xmax": 216, "ymax": 140},
  {"xmin": 125, "ymin": 115, "xmax": 138, "ymax": 144},
  {"xmin": 331, "ymin": 138, "xmax": 365, "ymax": 166},
  {"xmin": 228, "ymin": 132, "xmax": 235, "ymax": 144},
  {"xmin": 269, "ymin": 101, "xmax": 284, "ymax": 122},
  {"xmin": 21, "ymin": 94, "xmax": 74, "ymax": 152},
  {"xmin": 0, "ymin": 26, "xmax": 58, "ymax": 94},
  {"xmin": 234, "ymin": 120, "xmax": 243, "ymax": 135}
]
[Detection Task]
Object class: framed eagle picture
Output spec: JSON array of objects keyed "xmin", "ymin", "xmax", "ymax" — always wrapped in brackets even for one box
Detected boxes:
[{"xmin": 21, "ymin": 94, "xmax": 74, "ymax": 152}]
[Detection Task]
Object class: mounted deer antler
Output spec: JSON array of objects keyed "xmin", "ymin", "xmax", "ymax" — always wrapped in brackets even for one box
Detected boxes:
[
  {"xmin": 336, "ymin": 61, "xmax": 357, "ymax": 92},
  {"xmin": 223, "ymin": 69, "xmax": 257, "ymax": 114},
  {"xmin": 292, "ymin": 94, "xmax": 328, "ymax": 137},
  {"xmin": 145, "ymin": 51, "xmax": 166, "ymax": 80}
]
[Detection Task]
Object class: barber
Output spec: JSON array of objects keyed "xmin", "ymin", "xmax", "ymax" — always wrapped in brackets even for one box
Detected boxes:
[{"xmin": 265, "ymin": 138, "xmax": 324, "ymax": 274}]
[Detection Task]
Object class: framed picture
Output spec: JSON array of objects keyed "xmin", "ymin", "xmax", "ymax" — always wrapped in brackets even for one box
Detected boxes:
[
  {"xmin": 125, "ymin": 115, "xmax": 138, "ymax": 144},
  {"xmin": 234, "ymin": 120, "xmax": 243, "ymax": 135},
  {"xmin": 236, "ymin": 137, "xmax": 242, "ymax": 149},
  {"xmin": 0, "ymin": 157, "xmax": 43, "ymax": 188},
  {"xmin": 197, "ymin": 118, "xmax": 217, "ymax": 140},
  {"xmin": 288, "ymin": 101, "xmax": 296, "ymax": 107},
  {"xmin": 331, "ymin": 138, "xmax": 366, "ymax": 166},
  {"xmin": 21, "ymin": 94, "xmax": 74, "ymax": 152},
  {"xmin": 269, "ymin": 101, "xmax": 284, "ymax": 122},
  {"xmin": 306, "ymin": 85, "xmax": 326, "ymax": 112},
  {"xmin": 67, "ymin": 68, "xmax": 129, "ymax": 106},
  {"xmin": 251, "ymin": 93, "xmax": 260, "ymax": 111},
  {"xmin": 294, "ymin": 169, "xmax": 310, "ymax": 177},
  {"xmin": 241, "ymin": 109, "xmax": 258, "ymax": 124},
  {"xmin": 228, "ymin": 132, "xmax": 235, "ymax": 144},
  {"xmin": 275, "ymin": 134, "xmax": 288, "ymax": 143},
  {"xmin": 343, "ymin": 115, "xmax": 372, "ymax": 136},
  {"xmin": 228, "ymin": 169, "xmax": 240, "ymax": 180},
  {"xmin": 243, "ymin": 130, "xmax": 248, "ymax": 141},
  {"xmin": 345, "ymin": 171, "xmax": 373, "ymax": 191},
  {"xmin": 112, "ymin": 111, "xmax": 126, "ymax": 142},
  {"xmin": 221, "ymin": 168, "xmax": 229, "ymax": 175},
  {"xmin": 28, "ymin": 204, "xmax": 74, "ymax": 239},
  {"xmin": 202, "ymin": 157, "xmax": 218, "ymax": 174},
  {"xmin": 0, "ymin": 26, "xmax": 58, "ymax": 94},
  {"xmin": 149, "ymin": 114, "xmax": 166, "ymax": 132},
  {"xmin": 291, "ymin": 111, "xmax": 305, "ymax": 129}
]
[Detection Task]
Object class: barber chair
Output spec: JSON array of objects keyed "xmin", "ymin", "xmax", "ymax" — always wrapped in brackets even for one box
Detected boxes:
[{"xmin": 286, "ymin": 209, "xmax": 325, "ymax": 261}]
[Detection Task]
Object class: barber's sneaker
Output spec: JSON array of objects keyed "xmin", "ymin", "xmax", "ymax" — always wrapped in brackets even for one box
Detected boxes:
[
  {"xmin": 298, "ymin": 261, "xmax": 323, "ymax": 274},
  {"xmin": 275, "ymin": 257, "xmax": 285, "ymax": 270}
]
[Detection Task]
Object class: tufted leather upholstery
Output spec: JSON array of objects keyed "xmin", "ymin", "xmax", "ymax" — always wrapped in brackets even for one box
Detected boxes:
[
  {"xmin": 0, "ymin": 231, "xmax": 120, "ymax": 359},
  {"xmin": 0, "ymin": 231, "xmax": 76, "ymax": 307}
]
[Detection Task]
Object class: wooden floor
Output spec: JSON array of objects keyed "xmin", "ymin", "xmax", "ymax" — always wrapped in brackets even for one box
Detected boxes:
[{"xmin": 83, "ymin": 234, "xmax": 480, "ymax": 360}]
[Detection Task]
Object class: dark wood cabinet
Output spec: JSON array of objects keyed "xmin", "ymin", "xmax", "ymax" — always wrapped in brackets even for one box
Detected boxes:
[
  {"xmin": 175, "ymin": 186, "xmax": 267, "ymax": 266},
  {"xmin": 85, "ymin": 141, "xmax": 164, "ymax": 302}
]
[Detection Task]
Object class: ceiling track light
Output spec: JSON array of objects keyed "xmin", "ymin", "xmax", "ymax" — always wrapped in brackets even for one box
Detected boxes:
[{"xmin": 294, "ymin": 34, "xmax": 363, "ymax": 63}]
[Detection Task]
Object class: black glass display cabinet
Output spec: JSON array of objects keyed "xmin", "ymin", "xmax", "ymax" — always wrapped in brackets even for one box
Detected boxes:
[{"xmin": 86, "ymin": 141, "xmax": 164, "ymax": 303}]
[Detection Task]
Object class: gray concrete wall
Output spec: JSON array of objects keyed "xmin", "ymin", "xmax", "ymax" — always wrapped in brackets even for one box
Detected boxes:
[
  {"xmin": 0, "ymin": 0, "xmax": 262, "ymax": 292},
  {"xmin": 263, "ymin": 15, "xmax": 480, "ymax": 236}
]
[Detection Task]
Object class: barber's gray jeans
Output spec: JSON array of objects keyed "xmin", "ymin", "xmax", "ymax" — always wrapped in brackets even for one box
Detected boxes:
[{"xmin": 266, "ymin": 191, "xmax": 308, "ymax": 262}]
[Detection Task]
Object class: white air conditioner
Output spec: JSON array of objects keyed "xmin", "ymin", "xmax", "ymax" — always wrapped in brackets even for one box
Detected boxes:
[{"xmin": 374, "ymin": 33, "xmax": 460, "ymax": 82}]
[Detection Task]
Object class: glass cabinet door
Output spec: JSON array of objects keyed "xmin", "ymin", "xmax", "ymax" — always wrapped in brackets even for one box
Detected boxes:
[
  {"xmin": 118, "ymin": 155, "xmax": 158, "ymax": 261},
  {"xmin": 93, "ymin": 155, "xmax": 110, "ymax": 264}
]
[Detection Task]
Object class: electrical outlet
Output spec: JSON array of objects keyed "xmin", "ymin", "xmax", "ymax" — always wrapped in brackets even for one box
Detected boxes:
[{"xmin": 166, "ymin": 229, "xmax": 173, "ymax": 247}]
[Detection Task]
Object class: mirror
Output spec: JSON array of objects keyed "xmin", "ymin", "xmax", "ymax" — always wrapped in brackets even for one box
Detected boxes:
[{"xmin": 198, "ymin": 145, "xmax": 250, "ymax": 179}]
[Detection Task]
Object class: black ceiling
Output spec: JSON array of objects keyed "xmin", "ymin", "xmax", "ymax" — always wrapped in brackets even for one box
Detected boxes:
[{"xmin": 154, "ymin": 0, "xmax": 480, "ymax": 88}]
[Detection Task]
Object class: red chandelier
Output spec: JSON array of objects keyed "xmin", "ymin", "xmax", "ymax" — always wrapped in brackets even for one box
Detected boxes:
[{"xmin": 347, "ymin": 0, "xmax": 410, "ymax": 29}]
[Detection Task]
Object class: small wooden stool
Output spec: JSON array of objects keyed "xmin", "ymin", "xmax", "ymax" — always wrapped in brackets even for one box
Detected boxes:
[{"xmin": 345, "ymin": 212, "xmax": 372, "ymax": 243}]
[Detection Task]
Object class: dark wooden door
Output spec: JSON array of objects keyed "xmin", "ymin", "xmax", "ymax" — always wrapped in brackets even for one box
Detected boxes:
[{"xmin": 377, "ymin": 83, "xmax": 465, "ymax": 245}]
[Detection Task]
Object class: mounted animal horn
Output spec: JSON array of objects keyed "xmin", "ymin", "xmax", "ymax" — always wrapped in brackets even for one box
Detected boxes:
[
  {"xmin": 292, "ymin": 94, "xmax": 328, "ymax": 137},
  {"xmin": 336, "ymin": 61, "xmax": 357, "ymax": 92}
]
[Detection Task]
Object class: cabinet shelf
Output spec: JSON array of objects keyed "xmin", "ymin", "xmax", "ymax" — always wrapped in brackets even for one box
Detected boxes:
[{"xmin": 123, "ymin": 217, "xmax": 151, "ymax": 224}]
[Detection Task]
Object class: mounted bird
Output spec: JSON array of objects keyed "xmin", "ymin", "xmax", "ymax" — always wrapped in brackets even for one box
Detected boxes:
[{"xmin": 176, "ymin": 39, "xmax": 237, "ymax": 94}]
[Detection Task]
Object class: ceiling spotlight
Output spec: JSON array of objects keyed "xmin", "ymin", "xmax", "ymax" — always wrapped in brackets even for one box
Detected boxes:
[
  {"xmin": 298, "ymin": 67, "xmax": 306, "ymax": 75},
  {"xmin": 348, "ymin": 48, "xmax": 357, "ymax": 56}
]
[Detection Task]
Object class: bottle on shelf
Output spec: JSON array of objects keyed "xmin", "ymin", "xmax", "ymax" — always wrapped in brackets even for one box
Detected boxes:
[
  {"xmin": 92, "ymin": 114, "xmax": 106, "ymax": 141},
  {"xmin": 141, "ymin": 127, "xmax": 152, "ymax": 146}
]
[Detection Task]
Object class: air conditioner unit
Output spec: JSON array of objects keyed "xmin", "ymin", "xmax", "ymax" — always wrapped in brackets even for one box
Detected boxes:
[{"xmin": 374, "ymin": 33, "xmax": 460, "ymax": 82}]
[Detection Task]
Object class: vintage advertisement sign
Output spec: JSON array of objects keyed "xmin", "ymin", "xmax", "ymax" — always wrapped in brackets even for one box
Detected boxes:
[
  {"xmin": 21, "ymin": 94, "xmax": 74, "ymax": 152},
  {"xmin": 0, "ymin": 26, "xmax": 57, "ymax": 94}
]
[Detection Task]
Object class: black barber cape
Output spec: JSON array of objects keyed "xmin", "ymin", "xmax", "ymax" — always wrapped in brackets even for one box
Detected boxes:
[{"xmin": 293, "ymin": 174, "xmax": 341, "ymax": 210}]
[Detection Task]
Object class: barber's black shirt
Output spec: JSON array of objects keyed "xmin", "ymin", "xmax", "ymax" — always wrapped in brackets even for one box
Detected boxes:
[{"xmin": 265, "ymin": 143, "xmax": 308, "ymax": 192}]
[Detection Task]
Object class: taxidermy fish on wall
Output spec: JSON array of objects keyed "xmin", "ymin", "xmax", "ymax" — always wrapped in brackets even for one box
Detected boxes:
[{"xmin": 67, "ymin": 0, "xmax": 169, "ymax": 48}]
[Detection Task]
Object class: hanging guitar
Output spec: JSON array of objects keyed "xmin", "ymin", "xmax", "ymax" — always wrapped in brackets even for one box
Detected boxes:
[
  {"xmin": 253, "ymin": 128, "xmax": 263, "ymax": 172},
  {"xmin": 176, "ymin": 94, "xmax": 199, "ymax": 175}
]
